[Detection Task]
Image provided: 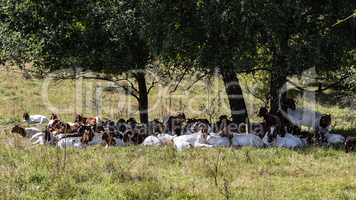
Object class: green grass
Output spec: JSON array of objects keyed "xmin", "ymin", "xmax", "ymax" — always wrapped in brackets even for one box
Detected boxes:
[
  {"xmin": 1, "ymin": 131, "xmax": 356, "ymax": 200},
  {"xmin": 1, "ymin": 68, "xmax": 356, "ymax": 199}
]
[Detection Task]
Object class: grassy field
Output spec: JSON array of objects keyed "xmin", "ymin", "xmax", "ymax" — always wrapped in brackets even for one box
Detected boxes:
[
  {"xmin": 1, "ymin": 131, "xmax": 356, "ymax": 200},
  {"xmin": 1, "ymin": 67, "xmax": 356, "ymax": 132},
  {"xmin": 0, "ymin": 67, "xmax": 234, "ymax": 125},
  {"xmin": 1, "ymin": 68, "xmax": 356, "ymax": 200}
]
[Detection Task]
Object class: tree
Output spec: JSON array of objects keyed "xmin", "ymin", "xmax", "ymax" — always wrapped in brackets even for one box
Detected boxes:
[
  {"xmin": 2, "ymin": 0, "xmax": 155, "ymax": 123},
  {"xmin": 0, "ymin": 3, "xmax": 39, "ymax": 68},
  {"xmin": 257, "ymin": 0, "xmax": 356, "ymax": 113},
  {"xmin": 143, "ymin": 0, "xmax": 262, "ymax": 124}
]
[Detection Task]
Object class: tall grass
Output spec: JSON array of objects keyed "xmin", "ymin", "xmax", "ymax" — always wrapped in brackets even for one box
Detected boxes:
[{"xmin": 1, "ymin": 132, "xmax": 356, "ymax": 200}]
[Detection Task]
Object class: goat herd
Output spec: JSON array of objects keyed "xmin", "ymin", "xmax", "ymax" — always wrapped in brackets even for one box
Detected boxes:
[{"xmin": 10, "ymin": 99, "xmax": 356, "ymax": 152}]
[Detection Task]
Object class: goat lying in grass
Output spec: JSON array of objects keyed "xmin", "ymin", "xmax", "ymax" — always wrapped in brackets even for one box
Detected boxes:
[
  {"xmin": 284, "ymin": 106, "xmax": 344, "ymax": 144},
  {"xmin": 315, "ymin": 114, "xmax": 345, "ymax": 145},
  {"xmin": 11, "ymin": 125, "xmax": 52, "ymax": 145},
  {"xmin": 57, "ymin": 136, "xmax": 83, "ymax": 148},
  {"xmin": 173, "ymin": 132, "xmax": 213, "ymax": 151},
  {"xmin": 229, "ymin": 123, "xmax": 264, "ymax": 148},
  {"xmin": 345, "ymin": 137, "xmax": 356, "ymax": 153},
  {"xmin": 324, "ymin": 132, "xmax": 345, "ymax": 145},
  {"xmin": 10, "ymin": 111, "xmax": 351, "ymax": 152},
  {"xmin": 258, "ymin": 107, "xmax": 284, "ymax": 137},
  {"xmin": 47, "ymin": 113, "xmax": 59, "ymax": 125},
  {"xmin": 55, "ymin": 126, "xmax": 100, "ymax": 148},
  {"xmin": 258, "ymin": 107, "xmax": 304, "ymax": 148},
  {"xmin": 142, "ymin": 135, "xmax": 162, "ymax": 146},
  {"xmin": 206, "ymin": 133, "xmax": 231, "ymax": 147},
  {"xmin": 23, "ymin": 112, "xmax": 49, "ymax": 124},
  {"xmin": 74, "ymin": 114, "xmax": 100, "ymax": 126},
  {"xmin": 262, "ymin": 127, "xmax": 305, "ymax": 148},
  {"xmin": 142, "ymin": 134, "xmax": 176, "ymax": 146},
  {"xmin": 11, "ymin": 125, "xmax": 42, "ymax": 138},
  {"xmin": 231, "ymin": 133, "xmax": 264, "ymax": 148},
  {"xmin": 164, "ymin": 112, "xmax": 186, "ymax": 136},
  {"xmin": 101, "ymin": 127, "xmax": 124, "ymax": 147},
  {"xmin": 173, "ymin": 124, "xmax": 213, "ymax": 151}
]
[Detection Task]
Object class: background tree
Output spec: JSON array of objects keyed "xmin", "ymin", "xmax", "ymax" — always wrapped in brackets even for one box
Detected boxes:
[
  {"xmin": 2, "ymin": 0, "xmax": 155, "ymax": 123},
  {"xmin": 0, "ymin": 2, "xmax": 39, "ymax": 68},
  {"xmin": 257, "ymin": 0, "xmax": 356, "ymax": 113},
  {"xmin": 143, "ymin": 0, "xmax": 262, "ymax": 124}
]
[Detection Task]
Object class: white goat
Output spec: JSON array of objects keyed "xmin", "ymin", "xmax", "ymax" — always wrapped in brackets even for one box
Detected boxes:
[
  {"xmin": 142, "ymin": 135, "xmax": 161, "ymax": 146},
  {"xmin": 231, "ymin": 133, "xmax": 264, "ymax": 148},
  {"xmin": 24, "ymin": 114, "xmax": 49, "ymax": 124},
  {"xmin": 156, "ymin": 134, "xmax": 175, "ymax": 145},
  {"xmin": 142, "ymin": 134, "xmax": 176, "ymax": 146},
  {"xmin": 87, "ymin": 132, "xmax": 104, "ymax": 146},
  {"xmin": 206, "ymin": 134, "xmax": 230, "ymax": 147},
  {"xmin": 24, "ymin": 127, "xmax": 42, "ymax": 138},
  {"xmin": 325, "ymin": 132, "xmax": 345, "ymax": 144},
  {"xmin": 57, "ymin": 137, "xmax": 82, "ymax": 148},
  {"xmin": 30, "ymin": 132, "xmax": 46, "ymax": 145},
  {"xmin": 263, "ymin": 132, "xmax": 305, "ymax": 148},
  {"xmin": 173, "ymin": 132, "xmax": 213, "ymax": 151}
]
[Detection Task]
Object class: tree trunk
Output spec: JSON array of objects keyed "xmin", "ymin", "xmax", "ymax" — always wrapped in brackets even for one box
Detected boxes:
[
  {"xmin": 269, "ymin": 52, "xmax": 288, "ymax": 114},
  {"xmin": 269, "ymin": 71, "xmax": 287, "ymax": 114},
  {"xmin": 220, "ymin": 68, "xmax": 248, "ymax": 125},
  {"xmin": 135, "ymin": 72, "xmax": 149, "ymax": 124},
  {"xmin": 270, "ymin": 34, "xmax": 289, "ymax": 114}
]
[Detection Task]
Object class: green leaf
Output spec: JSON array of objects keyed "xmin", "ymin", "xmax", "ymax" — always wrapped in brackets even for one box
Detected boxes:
[{"xmin": 174, "ymin": 22, "xmax": 181, "ymax": 30}]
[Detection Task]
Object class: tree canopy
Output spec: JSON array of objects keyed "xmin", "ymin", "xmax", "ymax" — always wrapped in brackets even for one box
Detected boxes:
[
  {"xmin": 1, "ymin": 0, "xmax": 150, "ymax": 73},
  {"xmin": 1, "ymin": 0, "xmax": 355, "ymax": 122}
]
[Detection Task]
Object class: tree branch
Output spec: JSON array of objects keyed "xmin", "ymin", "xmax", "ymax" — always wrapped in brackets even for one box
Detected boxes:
[
  {"xmin": 126, "ymin": 78, "xmax": 139, "ymax": 94},
  {"xmin": 185, "ymin": 73, "xmax": 208, "ymax": 91},
  {"xmin": 169, "ymin": 65, "xmax": 190, "ymax": 93},
  {"xmin": 236, "ymin": 67, "xmax": 271, "ymax": 74},
  {"xmin": 287, "ymin": 75, "xmax": 350, "ymax": 93},
  {"xmin": 147, "ymin": 79, "xmax": 158, "ymax": 94},
  {"xmin": 82, "ymin": 76, "xmax": 140, "ymax": 100},
  {"xmin": 51, "ymin": 73, "xmax": 140, "ymax": 100},
  {"xmin": 332, "ymin": 12, "xmax": 356, "ymax": 27},
  {"xmin": 243, "ymin": 79, "xmax": 269, "ymax": 105}
]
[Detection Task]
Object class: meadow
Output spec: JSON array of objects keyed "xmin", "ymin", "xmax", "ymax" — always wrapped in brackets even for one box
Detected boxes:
[
  {"xmin": 1, "ymin": 67, "xmax": 356, "ymax": 200},
  {"xmin": 1, "ymin": 133, "xmax": 356, "ymax": 200}
]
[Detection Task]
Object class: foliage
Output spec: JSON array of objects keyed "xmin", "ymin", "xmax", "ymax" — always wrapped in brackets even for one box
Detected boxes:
[
  {"xmin": 257, "ymin": 0, "xmax": 356, "ymax": 75},
  {"xmin": 0, "ymin": 4, "xmax": 40, "ymax": 67},
  {"xmin": 1, "ymin": 0, "xmax": 151, "ymax": 74},
  {"xmin": 143, "ymin": 0, "xmax": 261, "ymax": 71},
  {"xmin": 1, "ymin": 0, "xmax": 355, "ymax": 121}
]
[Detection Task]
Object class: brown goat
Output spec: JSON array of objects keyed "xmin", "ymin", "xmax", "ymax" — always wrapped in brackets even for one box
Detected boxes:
[
  {"xmin": 80, "ymin": 126, "xmax": 95, "ymax": 145},
  {"xmin": 11, "ymin": 125, "xmax": 26, "ymax": 137},
  {"xmin": 345, "ymin": 137, "xmax": 356, "ymax": 153},
  {"xmin": 75, "ymin": 114, "xmax": 97, "ymax": 126}
]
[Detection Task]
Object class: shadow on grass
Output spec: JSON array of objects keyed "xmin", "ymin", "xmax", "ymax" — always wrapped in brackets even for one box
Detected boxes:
[{"xmin": 333, "ymin": 128, "xmax": 356, "ymax": 137}]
